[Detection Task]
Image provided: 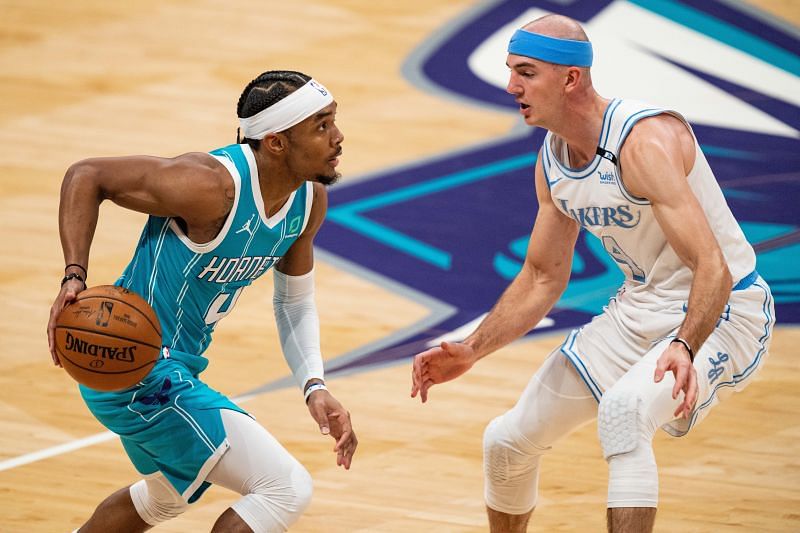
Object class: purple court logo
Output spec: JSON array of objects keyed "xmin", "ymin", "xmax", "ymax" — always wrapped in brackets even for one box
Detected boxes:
[{"xmin": 251, "ymin": 1, "xmax": 799, "ymax": 389}]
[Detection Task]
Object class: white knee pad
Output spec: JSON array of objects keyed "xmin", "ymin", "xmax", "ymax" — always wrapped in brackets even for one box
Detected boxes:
[
  {"xmin": 483, "ymin": 415, "xmax": 550, "ymax": 515},
  {"xmin": 129, "ymin": 476, "xmax": 189, "ymax": 526},
  {"xmin": 597, "ymin": 387, "xmax": 658, "ymax": 508},
  {"xmin": 231, "ymin": 460, "xmax": 313, "ymax": 533}
]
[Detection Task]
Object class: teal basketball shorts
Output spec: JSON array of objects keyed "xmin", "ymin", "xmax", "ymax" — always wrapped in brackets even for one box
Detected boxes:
[{"xmin": 80, "ymin": 347, "xmax": 248, "ymax": 503}]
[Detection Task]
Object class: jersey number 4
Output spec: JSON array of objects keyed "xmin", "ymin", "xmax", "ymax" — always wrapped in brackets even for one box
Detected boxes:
[{"xmin": 204, "ymin": 288, "xmax": 244, "ymax": 325}]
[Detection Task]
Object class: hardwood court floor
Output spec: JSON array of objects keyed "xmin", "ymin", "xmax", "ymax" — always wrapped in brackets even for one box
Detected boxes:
[{"xmin": 0, "ymin": 1, "xmax": 797, "ymax": 531}]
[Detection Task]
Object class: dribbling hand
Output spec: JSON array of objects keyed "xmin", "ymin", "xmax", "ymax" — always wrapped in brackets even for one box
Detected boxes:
[
  {"xmin": 47, "ymin": 278, "xmax": 85, "ymax": 367},
  {"xmin": 410, "ymin": 341, "xmax": 477, "ymax": 403}
]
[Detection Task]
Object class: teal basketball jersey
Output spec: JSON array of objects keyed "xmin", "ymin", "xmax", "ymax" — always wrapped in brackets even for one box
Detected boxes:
[{"xmin": 117, "ymin": 143, "xmax": 313, "ymax": 359}]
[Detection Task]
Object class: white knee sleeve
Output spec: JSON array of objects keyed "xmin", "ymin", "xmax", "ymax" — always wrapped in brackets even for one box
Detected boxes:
[
  {"xmin": 208, "ymin": 409, "xmax": 313, "ymax": 533},
  {"xmin": 597, "ymin": 387, "xmax": 659, "ymax": 508},
  {"xmin": 231, "ymin": 462, "xmax": 313, "ymax": 533},
  {"xmin": 483, "ymin": 415, "xmax": 549, "ymax": 515},
  {"xmin": 130, "ymin": 476, "xmax": 188, "ymax": 526}
]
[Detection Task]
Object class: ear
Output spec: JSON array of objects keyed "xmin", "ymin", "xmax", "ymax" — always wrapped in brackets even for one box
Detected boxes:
[
  {"xmin": 262, "ymin": 133, "xmax": 288, "ymax": 155},
  {"xmin": 564, "ymin": 66, "xmax": 582, "ymax": 92}
]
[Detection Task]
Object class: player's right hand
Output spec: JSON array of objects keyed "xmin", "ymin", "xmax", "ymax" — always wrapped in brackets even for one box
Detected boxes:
[
  {"xmin": 410, "ymin": 341, "xmax": 477, "ymax": 403},
  {"xmin": 47, "ymin": 279, "xmax": 85, "ymax": 367}
]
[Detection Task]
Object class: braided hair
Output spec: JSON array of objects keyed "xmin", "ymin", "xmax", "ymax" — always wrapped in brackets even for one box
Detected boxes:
[{"xmin": 236, "ymin": 70, "xmax": 311, "ymax": 149}]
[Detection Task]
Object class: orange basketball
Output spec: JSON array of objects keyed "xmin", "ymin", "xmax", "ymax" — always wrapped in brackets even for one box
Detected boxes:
[{"xmin": 55, "ymin": 285, "xmax": 162, "ymax": 391}]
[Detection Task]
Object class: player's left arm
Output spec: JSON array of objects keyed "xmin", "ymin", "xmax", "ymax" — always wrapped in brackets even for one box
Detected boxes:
[
  {"xmin": 620, "ymin": 114, "xmax": 732, "ymax": 418},
  {"xmin": 273, "ymin": 183, "xmax": 357, "ymax": 469}
]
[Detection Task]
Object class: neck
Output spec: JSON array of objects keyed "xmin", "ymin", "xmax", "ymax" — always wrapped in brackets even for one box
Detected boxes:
[
  {"xmin": 250, "ymin": 146, "xmax": 304, "ymax": 217},
  {"xmin": 550, "ymin": 93, "xmax": 609, "ymax": 168}
]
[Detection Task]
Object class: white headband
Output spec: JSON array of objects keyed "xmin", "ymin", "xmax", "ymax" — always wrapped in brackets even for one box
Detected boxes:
[{"xmin": 239, "ymin": 79, "xmax": 334, "ymax": 139}]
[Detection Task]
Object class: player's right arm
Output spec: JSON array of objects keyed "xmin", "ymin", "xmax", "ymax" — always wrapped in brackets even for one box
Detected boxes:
[
  {"xmin": 47, "ymin": 153, "xmax": 232, "ymax": 366},
  {"xmin": 411, "ymin": 151, "xmax": 580, "ymax": 402}
]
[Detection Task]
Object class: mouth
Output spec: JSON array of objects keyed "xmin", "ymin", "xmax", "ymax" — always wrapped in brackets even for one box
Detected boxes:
[
  {"xmin": 329, "ymin": 149, "xmax": 342, "ymax": 168},
  {"xmin": 519, "ymin": 102, "xmax": 530, "ymax": 114}
]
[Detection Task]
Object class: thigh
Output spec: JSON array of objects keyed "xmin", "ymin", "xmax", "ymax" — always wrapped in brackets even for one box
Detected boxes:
[
  {"xmin": 667, "ymin": 278, "xmax": 775, "ymax": 436},
  {"xmin": 603, "ymin": 339, "xmax": 682, "ymax": 435},
  {"xmin": 206, "ymin": 409, "xmax": 304, "ymax": 494},
  {"xmin": 83, "ymin": 358, "xmax": 248, "ymax": 502},
  {"xmin": 504, "ymin": 349, "xmax": 598, "ymax": 447}
]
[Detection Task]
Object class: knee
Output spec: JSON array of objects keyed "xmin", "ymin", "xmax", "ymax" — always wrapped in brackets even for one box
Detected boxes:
[
  {"xmin": 483, "ymin": 415, "xmax": 542, "ymax": 484},
  {"xmin": 483, "ymin": 415, "xmax": 549, "ymax": 515},
  {"xmin": 235, "ymin": 461, "xmax": 313, "ymax": 532},
  {"xmin": 288, "ymin": 463, "xmax": 313, "ymax": 514},
  {"xmin": 598, "ymin": 385, "xmax": 657, "ymax": 460},
  {"xmin": 483, "ymin": 415, "xmax": 551, "ymax": 481},
  {"xmin": 252, "ymin": 460, "xmax": 313, "ymax": 513},
  {"xmin": 597, "ymin": 387, "xmax": 659, "ymax": 507},
  {"xmin": 130, "ymin": 479, "xmax": 188, "ymax": 526}
]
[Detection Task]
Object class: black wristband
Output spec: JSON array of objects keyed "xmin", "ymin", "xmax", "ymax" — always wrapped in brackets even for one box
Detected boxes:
[
  {"xmin": 61, "ymin": 272, "xmax": 86, "ymax": 288},
  {"xmin": 65, "ymin": 263, "xmax": 87, "ymax": 277},
  {"xmin": 671, "ymin": 337, "xmax": 695, "ymax": 362}
]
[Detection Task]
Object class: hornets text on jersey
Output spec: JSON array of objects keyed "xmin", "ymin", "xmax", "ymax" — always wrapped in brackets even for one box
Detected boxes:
[{"xmin": 117, "ymin": 143, "xmax": 314, "ymax": 358}]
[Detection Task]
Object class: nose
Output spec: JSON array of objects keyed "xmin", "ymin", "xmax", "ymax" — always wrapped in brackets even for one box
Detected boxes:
[
  {"xmin": 333, "ymin": 124, "xmax": 344, "ymax": 146},
  {"xmin": 506, "ymin": 72, "xmax": 522, "ymax": 96}
]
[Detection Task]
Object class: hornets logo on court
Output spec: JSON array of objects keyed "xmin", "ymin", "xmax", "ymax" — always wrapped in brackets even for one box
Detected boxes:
[{"xmin": 308, "ymin": 0, "xmax": 799, "ymax": 375}]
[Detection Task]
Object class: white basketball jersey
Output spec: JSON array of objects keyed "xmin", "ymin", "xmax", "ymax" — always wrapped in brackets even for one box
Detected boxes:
[{"xmin": 541, "ymin": 98, "xmax": 756, "ymax": 306}]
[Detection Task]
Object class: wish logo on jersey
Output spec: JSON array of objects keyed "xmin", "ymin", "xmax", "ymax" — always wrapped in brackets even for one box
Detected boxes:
[{"xmin": 309, "ymin": 0, "xmax": 799, "ymax": 376}]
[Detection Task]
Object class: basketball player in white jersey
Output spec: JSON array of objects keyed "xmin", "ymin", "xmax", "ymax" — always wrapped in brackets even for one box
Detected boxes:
[
  {"xmin": 411, "ymin": 15, "xmax": 774, "ymax": 533},
  {"xmin": 47, "ymin": 71, "xmax": 357, "ymax": 532}
]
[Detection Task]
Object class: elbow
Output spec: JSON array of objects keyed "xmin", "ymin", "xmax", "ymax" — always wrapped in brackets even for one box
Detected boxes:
[
  {"xmin": 721, "ymin": 261, "xmax": 733, "ymax": 291},
  {"xmin": 523, "ymin": 263, "xmax": 570, "ymax": 300},
  {"xmin": 62, "ymin": 160, "xmax": 103, "ymax": 201},
  {"xmin": 710, "ymin": 250, "xmax": 732, "ymax": 291}
]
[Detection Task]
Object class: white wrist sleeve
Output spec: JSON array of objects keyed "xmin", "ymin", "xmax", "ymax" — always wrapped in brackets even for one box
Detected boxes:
[{"xmin": 273, "ymin": 268, "xmax": 325, "ymax": 390}]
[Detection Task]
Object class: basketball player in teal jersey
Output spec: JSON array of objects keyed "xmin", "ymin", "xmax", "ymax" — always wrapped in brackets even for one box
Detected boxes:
[
  {"xmin": 46, "ymin": 70, "xmax": 357, "ymax": 532},
  {"xmin": 411, "ymin": 16, "xmax": 774, "ymax": 533}
]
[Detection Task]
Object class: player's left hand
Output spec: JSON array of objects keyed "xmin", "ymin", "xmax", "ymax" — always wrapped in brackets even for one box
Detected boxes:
[
  {"xmin": 307, "ymin": 390, "xmax": 357, "ymax": 469},
  {"xmin": 654, "ymin": 342, "xmax": 698, "ymax": 419}
]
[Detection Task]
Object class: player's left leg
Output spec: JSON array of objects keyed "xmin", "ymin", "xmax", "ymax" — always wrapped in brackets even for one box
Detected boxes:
[
  {"xmin": 599, "ymin": 277, "xmax": 775, "ymax": 533},
  {"xmin": 597, "ymin": 344, "xmax": 677, "ymax": 533},
  {"xmin": 206, "ymin": 409, "xmax": 313, "ymax": 533}
]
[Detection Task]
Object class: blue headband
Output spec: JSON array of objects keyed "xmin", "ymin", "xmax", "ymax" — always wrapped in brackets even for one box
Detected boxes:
[{"xmin": 508, "ymin": 29, "xmax": 593, "ymax": 67}]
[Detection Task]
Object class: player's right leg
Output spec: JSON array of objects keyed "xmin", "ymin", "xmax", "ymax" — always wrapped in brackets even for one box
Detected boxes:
[{"xmin": 483, "ymin": 350, "xmax": 597, "ymax": 532}]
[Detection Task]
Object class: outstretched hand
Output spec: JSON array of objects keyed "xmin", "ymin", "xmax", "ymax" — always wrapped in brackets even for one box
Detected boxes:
[
  {"xmin": 654, "ymin": 341, "xmax": 698, "ymax": 419},
  {"xmin": 46, "ymin": 278, "xmax": 85, "ymax": 367},
  {"xmin": 307, "ymin": 390, "xmax": 357, "ymax": 469},
  {"xmin": 410, "ymin": 341, "xmax": 477, "ymax": 403}
]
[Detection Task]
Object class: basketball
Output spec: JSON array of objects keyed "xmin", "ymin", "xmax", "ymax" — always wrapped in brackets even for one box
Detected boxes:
[{"xmin": 54, "ymin": 285, "xmax": 162, "ymax": 391}]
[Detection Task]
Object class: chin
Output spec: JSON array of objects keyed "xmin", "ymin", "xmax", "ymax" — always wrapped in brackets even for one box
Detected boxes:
[{"xmin": 315, "ymin": 172, "xmax": 340, "ymax": 186}]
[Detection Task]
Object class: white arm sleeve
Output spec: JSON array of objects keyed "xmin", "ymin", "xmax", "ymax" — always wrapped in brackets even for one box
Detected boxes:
[{"xmin": 273, "ymin": 268, "xmax": 325, "ymax": 390}]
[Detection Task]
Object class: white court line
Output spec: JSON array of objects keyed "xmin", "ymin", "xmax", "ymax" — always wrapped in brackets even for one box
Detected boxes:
[
  {"xmin": 0, "ymin": 431, "xmax": 117, "ymax": 472},
  {"xmin": 0, "ymin": 388, "xmax": 266, "ymax": 473},
  {"xmin": 0, "ymin": 313, "xmax": 512, "ymax": 473}
]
